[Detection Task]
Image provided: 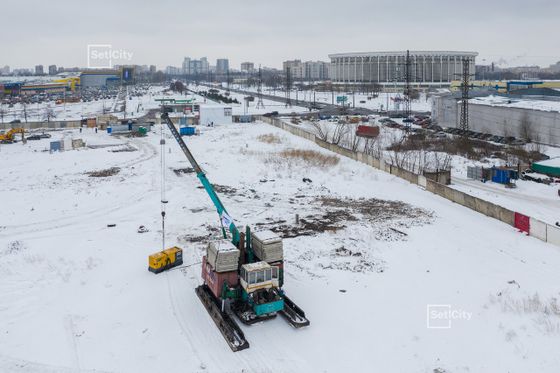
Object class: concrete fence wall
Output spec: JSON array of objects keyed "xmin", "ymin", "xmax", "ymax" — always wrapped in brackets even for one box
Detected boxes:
[
  {"xmin": 1, "ymin": 120, "xmax": 82, "ymax": 130},
  {"xmin": 257, "ymin": 115, "xmax": 560, "ymax": 249}
]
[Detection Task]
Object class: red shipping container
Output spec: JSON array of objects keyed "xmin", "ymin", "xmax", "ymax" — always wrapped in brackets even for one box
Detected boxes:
[
  {"xmin": 201, "ymin": 256, "xmax": 238, "ymax": 299},
  {"xmin": 356, "ymin": 125, "xmax": 380, "ymax": 138},
  {"xmin": 514, "ymin": 212, "xmax": 530, "ymax": 234}
]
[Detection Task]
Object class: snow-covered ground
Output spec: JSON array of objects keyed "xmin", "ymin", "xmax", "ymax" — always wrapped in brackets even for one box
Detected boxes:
[
  {"xmin": 2, "ymin": 85, "xmax": 172, "ymax": 122},
  {"xmin": 296, "ymin": 116, "xmax": 560, "ymax": 225},
  {"xmin": 225, "ymin": 83, "xmax": 433, "ymax": 113},
  {"xmin": 1, "ymin": 122, "xmax": 560, "ymax": 373},
  {"xmin": 187, "ymin": 84, "xmax": 311, "ymax": 115}
]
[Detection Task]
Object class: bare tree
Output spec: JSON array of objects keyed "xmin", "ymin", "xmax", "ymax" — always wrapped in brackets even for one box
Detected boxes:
[
  {"xmin": 344, "ymin": 124, "xmax": 362, "ymax": 151},
  {"xmin": 311, "ymin": 120, "xmax": 330, "ymax": 142},
  {"xmin": 0, "ymin": 105, "xmax": 5, "ymax": 124},
  {"xmin": 519, "ymin": 113, "xmax": 533, "ymax": 141},
  {"xmin": 331, "ymin": 121, "xmax": 349, "ymax": 145}
]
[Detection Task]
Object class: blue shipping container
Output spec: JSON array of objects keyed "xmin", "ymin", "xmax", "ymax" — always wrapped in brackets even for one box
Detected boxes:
[
  {"xmin": 50, "ymin": 141, "xmax": 62, "ymax": 152},
  {"xmin": 180, "ymin": 126, "xmax": 195, "ymax": 136},
  {"xmin": 107, "ymin": 127, "xmax": 112, "ymax": 134},
  {"xmin": 492, "ymin": 168, "xmax": 510, "ymax": 184}
]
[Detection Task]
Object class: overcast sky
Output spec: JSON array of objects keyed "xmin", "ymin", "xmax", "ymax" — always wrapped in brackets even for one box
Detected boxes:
[{"xmin": 1, "ymin": 0, "xmax": 558, "ymax": 70}]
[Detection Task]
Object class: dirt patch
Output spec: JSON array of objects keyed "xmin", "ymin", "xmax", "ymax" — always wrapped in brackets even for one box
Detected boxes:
[
  {"xmin": 86, "ymin": 167, "xmax": 121, "ymax": 177},
  {"xmin": 259, "ymin": 209, "xmax": 356, "ymax": 238},
  {"xmin": 1, "ymin": 241, "xmax": 27, "ymax": 257},
  {"xmin": 178, "ymin": 225, "xmax": 222, "ymax": 243},
  {"xmin": 258, "ymin": 196, "xmax": 433, "ymax": 240},
  {"xmin": 173, "ymin": 167, "xmax": 195, "ymax": 176},
  {"xmin": 279, "ymin": 149, "xmax": 339, "ymax": 167},
  {"xmin": 257, "ymin": 133, "xmax": 282, "ymax": 144}
]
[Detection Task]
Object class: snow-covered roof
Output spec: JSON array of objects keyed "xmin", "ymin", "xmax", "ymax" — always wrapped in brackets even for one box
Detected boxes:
[
  {"xmin": 253, "ymin": 230, "xmax": 281, "ymax": 242},
  {"xmin": 242, "ymin": 261, "xmax": 271, "ymax": 271},
  {"xmin": 470, "ymin": 95, "xmax": 560, "ymax": 113},
  {"xmin": 534, "ymin": 157, "xmax": 560, "ymax": 167}
]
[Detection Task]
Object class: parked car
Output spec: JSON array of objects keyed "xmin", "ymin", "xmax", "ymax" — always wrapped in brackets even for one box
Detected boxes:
[
  {"xmin": 26, "ymin": 135, "xmax": 42, "ymax": 140},
  {"xmin": 509, "ymin": 139, "xmax": 526, "ymax": 146},
  {"xmin": 432, "ymin": 131, "xmax": 447, "ymax": 139},
  {"xmin": 39, "ymin": 133, "xmax": 52, "ymax": 139}
]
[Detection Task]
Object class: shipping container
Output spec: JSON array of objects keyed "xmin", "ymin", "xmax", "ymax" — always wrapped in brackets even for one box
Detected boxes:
[
  {"xmin": 201, "ymin": 256, "xmax": 239, "ymax": 299},
  {"xmin": 356, "ymin": 125, "xmax": 380, "ymax": 138},
  {"xmin": 49, "ymin": 141, "xmax": 62, "ymax": 152},
  {"xmin": 180, "ymin": 126, "xmax": 196, "ymax": 136},
  {"xmin": 492, "ymin": 168, "xmax": 511, "ymax": 184}
]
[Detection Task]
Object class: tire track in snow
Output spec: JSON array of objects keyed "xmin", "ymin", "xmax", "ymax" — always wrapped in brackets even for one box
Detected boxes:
[{"xmin": 0, "ymin": 138, "xmax": 159, "ymax": 239}]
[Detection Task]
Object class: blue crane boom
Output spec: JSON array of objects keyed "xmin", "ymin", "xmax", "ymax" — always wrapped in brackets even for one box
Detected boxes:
[{"xmin": 161, "ymin": 112, "xmax": 240, "ymax": 245}]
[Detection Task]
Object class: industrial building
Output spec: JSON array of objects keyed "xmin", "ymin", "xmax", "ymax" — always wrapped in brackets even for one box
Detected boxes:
[
  {"xmin": 432, "ymin": 93, "xmax": 560, "ymax": 145},
  {"xmin": 329, "ymin": 51, "xmax": 477, "ymax": 85},
  {"xmin": 80, "ymin": 69, "xmax": 120, "ymax": 88}
]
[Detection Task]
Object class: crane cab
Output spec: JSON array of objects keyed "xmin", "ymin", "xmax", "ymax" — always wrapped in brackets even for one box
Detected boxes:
[{"xmin": 239, "ymin": 262, "xmax": 283, "ymax": 316}]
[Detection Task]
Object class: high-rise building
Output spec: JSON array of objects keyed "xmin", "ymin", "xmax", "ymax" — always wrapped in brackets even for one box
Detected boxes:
[
  {"xmin": 0, "ymin": 65, "xmax": 9, "ymax": 75},
  {"xmin": 182, "ymin": 57, "xmax": 210, "ymax": 75},
  {"xmin": 165, "ymin": 66, "xmax": 181, "ymax": 75},
  {"xmin": 216, "ymin": 58, "xmax": 229, "ymax": 75},
  {"xmin": 35, "ymin": 65, "xmax": 44, "ymax": 75},
  {"xmin": 304, "ymin": 61, "xmax": 330, "ymax": 80},
  {"xmin": 329, "ymin": 51, "xmax": 477, "ymax": 84},
  {"xmin": 149, "ymin": 65, "xmax": 157, "ymax": 74},
  {"xmin": 283, "ymin": 60, "xmax": 304, "ymax": 80},
  {"xmin": 241, "ymin": 62, "xmax": 255, "ymax": 73},
  {"xmin": 48, "ymin": 65, "xmax": 57, "ymax": 75}
]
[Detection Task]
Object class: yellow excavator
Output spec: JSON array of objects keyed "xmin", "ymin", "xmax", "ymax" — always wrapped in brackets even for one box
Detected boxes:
[{"xmin": 0, "ymin": 128, "xmax": 25, "ymax": 143}]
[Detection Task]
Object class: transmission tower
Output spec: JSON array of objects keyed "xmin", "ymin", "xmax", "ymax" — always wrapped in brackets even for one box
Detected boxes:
[
  {"xmin": 256, "ymin": 65, "xmax": 265, "ymax": 109},
  {"xmin": 459, "ymin": 57, "xmax": 472, "ymax": 135},
  {"xmin": 285, "ymin": 67, "xmax": 292, "ymax": 108},
  {"xmin": 403, "ymin": 50, "xmax": 412, "ymax": 123}
]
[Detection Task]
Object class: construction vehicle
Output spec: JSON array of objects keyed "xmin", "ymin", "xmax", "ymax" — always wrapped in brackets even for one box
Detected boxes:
[
  {"xmin": 148, "ymin": 246, "xmax": 183, "ymax": 274},
  {"xmin": 0, "ymin": 128, "xmax": 25, "ymax": 143},
  {"xmin": 161, "ymin": 112, "xmax": 309, "ymax": 352}
]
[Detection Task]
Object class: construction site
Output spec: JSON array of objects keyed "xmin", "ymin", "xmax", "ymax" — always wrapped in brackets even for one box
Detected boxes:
[
  {"xmin": 1, "ymin": 87, "xmax": 560, "ymax": 371},
  {"xmin": 1, "ymin": 0, "xmax": 560, "ymax": 368}
]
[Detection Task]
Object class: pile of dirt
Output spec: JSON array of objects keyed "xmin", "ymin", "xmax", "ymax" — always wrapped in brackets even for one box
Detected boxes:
[
  {"xmin": 260, "ymin": 209, "xmax": 357, "ymax": 238},
  {"xmin": 86, "ymin": 167, "xmax": 121, "ymax": 177},
  {"xmin": 178, "ymin": 225, "xmax": 222, "ymax": 243},
  {"xmin": 196, "ymin": 184, "xmax": 238, "ymax": 196},
  {"xmin": 173, "ymin": 167, "xmax": 195, "ymax": 176}
]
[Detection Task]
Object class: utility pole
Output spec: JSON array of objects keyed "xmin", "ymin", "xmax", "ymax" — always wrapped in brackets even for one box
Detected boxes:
[
  {"xmin": 285, "ymin": 67, "xmax": 292, "ymax": 108},
  {"xmin": 256, "ymin": 66, "xmax": 265, "ymax": 109},
  {"xmin": 226, "ymin": 69, "xmax": 230, "ymax": 93}
]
